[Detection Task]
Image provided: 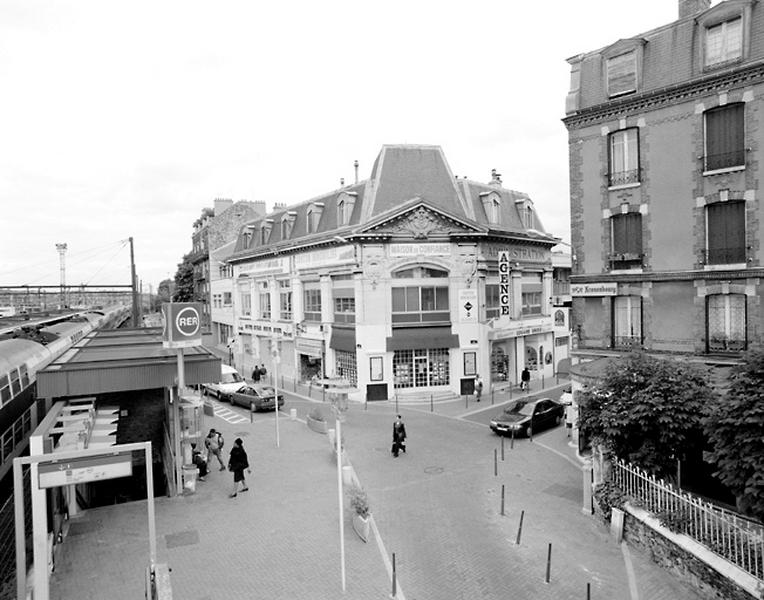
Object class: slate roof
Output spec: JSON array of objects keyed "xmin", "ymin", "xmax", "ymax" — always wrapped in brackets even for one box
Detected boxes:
[{"xmin": 228, "ymin": 144, "xmax": 556, "ymax": 263}]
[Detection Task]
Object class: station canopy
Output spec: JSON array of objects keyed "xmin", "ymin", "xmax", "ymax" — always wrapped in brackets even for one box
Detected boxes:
[{"xmin": 37, "ymin": 328, "xmax": 221, "ymax": 398}]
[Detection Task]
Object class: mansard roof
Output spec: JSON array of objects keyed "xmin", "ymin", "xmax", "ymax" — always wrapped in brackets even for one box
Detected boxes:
[{"xmin": 228, "ymin": 145, "xmax": 555, "ymax": 263}]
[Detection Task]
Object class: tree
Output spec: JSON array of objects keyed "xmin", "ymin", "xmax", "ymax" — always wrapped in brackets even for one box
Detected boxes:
[
  {"xmin": 705, "ymin": 349, "xmax": 764, "ymax": 521},
  {"xmin": 173, "ymin": 255, "xmax": 195, "ymax": 302},
  {"xmin": 156, "ymin": 279, "xmax": 173, "ymax": 307},
  {"xmin": 579, "ymin": 352, "xmax": 718, "ymax": 479}
]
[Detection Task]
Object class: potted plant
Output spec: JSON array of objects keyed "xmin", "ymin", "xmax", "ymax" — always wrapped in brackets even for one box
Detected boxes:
[
  {"xmin": 306, "ymin": 406, "xmax": 328, "ymax": 434},
  {"xmin": 347, "ymin": 483, "xmax": 370, "ymax": 542}
]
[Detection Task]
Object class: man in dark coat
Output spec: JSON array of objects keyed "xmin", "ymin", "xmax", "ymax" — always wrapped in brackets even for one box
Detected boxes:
[
  {"xmin": 228, "ymin": 438, "xmax": 251, "ymax": 497},
  {"xmin": 392, "ymin": 414, "xmax": 407, "ymax": 458},
  {"xmin": 252, "ymin": 367, "xmax": 261, "ymax": 382},
  {"xmin": 521, "ymin": 367, "xmax": 531, "ymax": 391}
]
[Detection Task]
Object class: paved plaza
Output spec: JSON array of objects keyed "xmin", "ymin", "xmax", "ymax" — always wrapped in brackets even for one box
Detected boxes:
[{"xmin": 48, "ymin": 380, "xmax": 704, "ymax": 599}]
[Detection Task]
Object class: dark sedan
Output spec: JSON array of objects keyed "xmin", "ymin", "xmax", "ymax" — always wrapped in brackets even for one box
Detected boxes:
[
  {"xmin": 489, "ymin": 398, "xmax": 564, "ymax": 437},
  {"xmin": 229, "ymin": 384, "xmax": 285, "ymax": 411}
]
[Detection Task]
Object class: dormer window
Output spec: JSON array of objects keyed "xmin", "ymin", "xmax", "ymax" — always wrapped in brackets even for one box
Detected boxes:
[
  {"xmin": 607, "ymin": 51, "xmax": 636, "ymax": 97},
  {"xmin": 522, "ymin": 206, "xmax": 534, "ymax": 229},
  {"xmin": 260, "ymin": 220, "xmax": 273, "ymax": 245},
  {"xmin": 307, "ymin": 202, "xmax": 324, "ymax": 234},
  {"xmin": 706, "ymin": 17, "xmax": 742, "ymax": 67},
  {"xmin": 281, "ymin": 212, "xmax": 296, "ymax": 240},
  {"xmin": 244, "ymin": 225, "xmax": 256, "ymax": 249},
  {"xmin": 336, "ymin": 192, "xmax": 356, "ymax": 227},
  {"xmin": 480, "ymin": 192, "xmax": 501, "ymax": 225}
]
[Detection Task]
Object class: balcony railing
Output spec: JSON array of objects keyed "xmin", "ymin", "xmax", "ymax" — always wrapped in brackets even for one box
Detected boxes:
[
  {"xmin": 704, "ymin": 246, "xmax": 746, "ymax": 265},
  {"xmin": 708, "ymin": 336, "xmax": 746, "ymax": 353},
  {"xmin": 609, "ymin": 252, "xmax": 643, "ymax": 270},
  {"xmin": 613, "ymin": 335, "xmax": 642, "ymax": 349},
  {"xmin": 704, "ymin": 149, "xmax": 745, "ymax": 172},
  {"xmin": 608, "ymin": 168, "xmax": 640, "ymax": 187}
]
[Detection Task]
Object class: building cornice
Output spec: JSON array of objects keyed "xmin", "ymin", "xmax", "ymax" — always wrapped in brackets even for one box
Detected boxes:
[
  {"xmin": 571, "ymin": 268, "xmax": 764, "ymax": 284},
  {"xmin": 563, "ymin": 58, "xmax": 764, "ymax": 129}
]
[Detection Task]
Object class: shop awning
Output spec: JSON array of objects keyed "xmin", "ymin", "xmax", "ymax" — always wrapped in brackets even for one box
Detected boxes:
[
  {"xmin": 329, "ymin": 326, "xmax": 356, "ymax": 352},
  {"xmin": 386, "ymin": 326, "xmax": 459, "ymax": 351}
]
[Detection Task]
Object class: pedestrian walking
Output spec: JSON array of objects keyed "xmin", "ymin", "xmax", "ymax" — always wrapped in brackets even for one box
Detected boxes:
[
  {"xmin": 474, "ymin": 374, "xmax": 483, "ymax": 402},
  {"xmin": 205, "ymin": 428, "xmax": 226, "ymax": 471},
  {"xmin": 252, "ymin": 366, "xmax": 261, "ymax": 382},
  {"xmin": 228, "ymin": 438, "xmax": 251, "ymax": 497},
  {"xmin": 391, "ymin": 414, "xmax": 407, "ymax": 458},
  {"xmin": 259, "ymin": 364, "xmax": 268, "ymax": 382},
  {"xmin": 521, "ymin": 367, "xmax": 530, "ymax": 391}
]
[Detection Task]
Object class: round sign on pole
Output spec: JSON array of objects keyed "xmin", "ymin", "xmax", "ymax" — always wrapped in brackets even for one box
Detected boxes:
[{"xmin": 176, "ymin": 307, "xmax": 201, "ymax": 337}]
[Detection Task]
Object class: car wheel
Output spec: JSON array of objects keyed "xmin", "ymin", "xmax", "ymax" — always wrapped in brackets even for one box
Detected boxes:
[{"xmin": 555, "ymin": 414, "xmax": 562, "ymax": 426}]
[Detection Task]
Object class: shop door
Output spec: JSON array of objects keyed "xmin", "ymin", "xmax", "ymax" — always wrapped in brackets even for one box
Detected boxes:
[{"xmin": 414, "ymin": 355, "xmax": 428, "ymax": 387}]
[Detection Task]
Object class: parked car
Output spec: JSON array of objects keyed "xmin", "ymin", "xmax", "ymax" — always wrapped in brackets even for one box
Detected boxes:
[
  {"xmin": 489, "ymin": 398, "xmax": 564, "ymax": 437},
  {"xmin": 203, "ymin": 364, "xmax": 246, "ymax": 402},
  {"xmin": 229, "ymin": 384, "xmax": 285, "ymax": 411}
]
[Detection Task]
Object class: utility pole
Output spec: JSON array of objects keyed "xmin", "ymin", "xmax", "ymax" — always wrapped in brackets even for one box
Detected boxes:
[{"xmin": 129, "ymin": 237, "xmax": 139, "ymax": 327}]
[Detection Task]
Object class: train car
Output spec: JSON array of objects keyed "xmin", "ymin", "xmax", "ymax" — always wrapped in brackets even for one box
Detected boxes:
[{"xmin": 0, "ymin": 304, "xmax": 129, "ymax": 497}]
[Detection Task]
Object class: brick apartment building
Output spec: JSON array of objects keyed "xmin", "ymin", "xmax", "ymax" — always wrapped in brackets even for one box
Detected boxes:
[{"xmin": 564, "ymin": 0, "xmax": 764, "ymax": 376}]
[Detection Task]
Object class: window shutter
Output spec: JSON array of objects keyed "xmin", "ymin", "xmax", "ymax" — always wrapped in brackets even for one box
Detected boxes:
[
  {"xmin": 724, "ymin": 201, "xmax": 746, "ymax": 261},
  {"xmin": 607, "ymin": 52, "xmax": 636, "ymax": 96},
  {"xmin": 706, "ymin": 104, "xmax": 744, "ymax": 167},
  {"xmin": 625, "ymin": 213, "xmax": 642, "ymax": 255}
]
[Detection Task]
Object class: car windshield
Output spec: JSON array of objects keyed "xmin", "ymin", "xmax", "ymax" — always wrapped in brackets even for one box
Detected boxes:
[
  {"xmin": 221, "ymin": 372, "xmax": 244, "ymax": 384},
  {"xmin": 505, "ymin": 401, "xmax": 535, "ymax": 417}
]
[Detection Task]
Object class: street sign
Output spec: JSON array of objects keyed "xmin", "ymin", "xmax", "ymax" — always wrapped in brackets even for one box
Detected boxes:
[
  {"xmin": 162, "ymin": 302, "xmax": 203, "ymax": 349},
  {"xmin": 498, "ymin": 251, "xmax": 511, "ymax": 316},
  {"xmin": 38, "ymin": 454, "xmax": 133, "ymax": 488},
  {"xmin": 458, "ymin": 289, "xmax": 478, "ymax": 323}
]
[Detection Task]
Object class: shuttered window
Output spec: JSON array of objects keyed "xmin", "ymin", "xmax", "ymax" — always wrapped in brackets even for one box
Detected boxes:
[
  {"xmin": 705, "ymin": 103, "xmax": 744, "ymax": 171},
  {"xmin": 707, "ymin": 201, "xmax": 745, "ymax": 264},
  {"xmin": 611, "ymin": 213, "xmax": 642, "ymax": 270},
  {"xmin": 607, "ymin": 52, "xmax": 636, "ymax": 97}
]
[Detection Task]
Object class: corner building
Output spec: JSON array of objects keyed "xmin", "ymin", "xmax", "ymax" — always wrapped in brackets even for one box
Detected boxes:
[
  {"xmin": 227, "ymin": 145, "xmax": 564, "ymax": 401},
  {"xmin": 564, "ymin": 0, "xmax": 764, "ymax": 367}
]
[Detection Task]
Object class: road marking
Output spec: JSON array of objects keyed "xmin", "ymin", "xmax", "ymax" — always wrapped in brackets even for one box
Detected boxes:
[
  {"xmin": 209, "ymin": 401, "xmax": 249, "ymax": 424},
  {"xmin": 621, "ymin": 541, "xmax": 640, "ymax": 600},
  {"xmin": 533, "ymin": 439, "xmax": 584, "ymax": 470}
]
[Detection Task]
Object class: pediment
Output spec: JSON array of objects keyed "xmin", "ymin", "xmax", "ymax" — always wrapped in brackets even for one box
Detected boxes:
[{"xmin": 359, "ymin": 202, "xmax": 484, "ymax": 240}]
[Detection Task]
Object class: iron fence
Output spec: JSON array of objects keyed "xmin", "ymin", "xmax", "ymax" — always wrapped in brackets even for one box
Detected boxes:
[{"xmin": 612, "ymin": 458, "xmax": 764, "ymax": 582}]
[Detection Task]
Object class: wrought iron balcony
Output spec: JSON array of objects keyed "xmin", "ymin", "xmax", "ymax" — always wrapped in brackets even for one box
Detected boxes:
[
  {"xmin": 704, "ymin": 246, "xmax": 746, "ymax": 265},
  {"xmin": 704, "ymin": 149, "xmax": 745, "ymax": 172},
  {"xmin": 608, "ymin": 168, "xmax": 640, "ymax": 187},
  {"xmin": 609, "ymin": 252, "xmax": 643, "ymax": 270},
  {"xmin": 613, "ymin": 335, "xmax": 642, "ymax": 350},
  {"xmin": 708, "ymin": 336, "xmax": 746, "ymax": 353}
]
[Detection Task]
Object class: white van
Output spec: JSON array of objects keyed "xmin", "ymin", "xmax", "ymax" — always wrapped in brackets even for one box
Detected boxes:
[{"xmin": 203, "ymin": 364, "xmax": 246, "ymax": 402}]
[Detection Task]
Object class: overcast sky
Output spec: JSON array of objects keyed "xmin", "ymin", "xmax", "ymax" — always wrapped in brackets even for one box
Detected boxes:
[{"xmin": 0, "ymin": 0, "xmax": 683, "ymax": 291}]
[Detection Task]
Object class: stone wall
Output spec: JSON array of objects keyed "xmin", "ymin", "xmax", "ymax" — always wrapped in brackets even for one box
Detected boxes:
[{"xmin": 622, "ymin": 509, "xmax": 760, "ymax": 600}]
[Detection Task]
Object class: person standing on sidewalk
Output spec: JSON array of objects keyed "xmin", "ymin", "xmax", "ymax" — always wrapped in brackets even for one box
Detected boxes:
[
  {"xmin": 521, "ymin": 367, "xmax": 530, "ymax": 391},
  {"xmin": 205, "ymin": 428, "xmax": 226, "ymax": 471},
  {"xmin": 474, "ymin": 374, "xmax": 483, "ymax": 402},
  {"xmin": 252, "ymin": 366, "xmax": 261, "ymax": 382},
  {"xmin": 228, "ymin": 438, "xmax": 251, "ymax": 497},
  {"xmin": 391, "ymin": 414, "xmax": 407, "ymax": 457}
]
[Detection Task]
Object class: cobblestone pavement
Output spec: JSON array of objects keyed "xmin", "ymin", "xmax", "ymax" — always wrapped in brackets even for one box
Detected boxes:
[
  {"xmin": 49, "ymin": 413, "xmax": 391, "ymax": 600},
  {"xmin": 48, "ymin": 379, "xmax": 704, "ymax": 600}
]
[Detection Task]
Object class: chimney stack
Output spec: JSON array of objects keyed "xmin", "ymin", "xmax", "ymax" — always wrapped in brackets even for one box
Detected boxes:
[
  {"xmin": 678, "ymin": 0, "xmax": 711, "ymax": 19},
  {"xmin": 340, "ymin": 178, "xmax": 345, "ymax": 187},
  {"xmin": 354, "ymin": 160, "xmax": 359, "ymax": 184}
]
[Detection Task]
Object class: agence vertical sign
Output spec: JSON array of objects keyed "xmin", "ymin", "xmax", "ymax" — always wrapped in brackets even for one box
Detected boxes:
[{"xmin": 498, "ymin": 251, "xmax": 511, "ymax": 316}]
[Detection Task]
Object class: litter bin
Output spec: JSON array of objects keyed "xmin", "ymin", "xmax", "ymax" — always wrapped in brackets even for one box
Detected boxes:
[{"xmin": 182, "ymin": 464, "xmax": 198, "ymax": 494}]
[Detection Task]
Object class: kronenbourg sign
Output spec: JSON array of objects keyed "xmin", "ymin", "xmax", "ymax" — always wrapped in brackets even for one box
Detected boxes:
[
  {"xmin": 162, "ymin": 302, "xmax": 203, "ymax": 349},
  {"xmin": 498, "ymin": 251, "xmax": 511, "ymax": 316}
]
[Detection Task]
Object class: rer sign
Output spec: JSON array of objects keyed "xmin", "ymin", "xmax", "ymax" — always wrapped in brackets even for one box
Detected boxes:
[
  {"xmin": 162, "ymin": 302, "xmax": 203, "ymax": 349},
  {"xmin": 498, "ymin": 251, "xmax": 511, "ymax": 316}
]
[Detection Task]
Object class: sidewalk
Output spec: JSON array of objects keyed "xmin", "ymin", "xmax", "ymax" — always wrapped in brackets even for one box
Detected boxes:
[{"xmin": 49, "ymin": 412, "xmax": 392, "ymax": 599}]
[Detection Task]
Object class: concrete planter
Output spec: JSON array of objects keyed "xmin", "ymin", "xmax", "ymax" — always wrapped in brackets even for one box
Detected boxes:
[
  {"xmin": 307, "ymin": 415, "xmax": 328, "ymax": 434},
  {"xmin": 352, "ymin": 513, "xmax": 370, "ymax": 543}
]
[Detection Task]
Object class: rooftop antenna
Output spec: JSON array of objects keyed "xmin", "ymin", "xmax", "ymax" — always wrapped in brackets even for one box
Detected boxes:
[{"xmin": 55, "ymin": 242, "xmax": 67, "ymax": 308}]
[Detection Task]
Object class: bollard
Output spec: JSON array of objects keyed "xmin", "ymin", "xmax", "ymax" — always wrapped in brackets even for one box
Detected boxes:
[
  {"xmin": 586, "ymin": 582, "xmax": 591, "ymax": 599},
  {"xmin": 465, "ymin": 394, "xmax": 468, "ymax": 409},
  {"xmin": 510, "ymin": 428, "xmax": 515, "ymax": 449},
  {"xmin": 293, "ymin": 378, "xmax": 296, "ymax": 392},
  {"xmin": 494, "ymin": 449, "xmax": 497, "ymax": 476},
  {"xmin": 250, "ymin": 401, "xmax": 255, "ymax": 423},
  {"xmin": 281, "ymin": 374, "xmax": 284, "ymax": 389},
  {"xmin": 430, "ymin": 394, "xmax": 433, "ymax": 412},
  {"xmin": 501, "ymin": 484, "xmax": 505, "ymax": 516},
  {"xmin": 491, "ymin": 389, "xmax": 494, "ymax": 405},
  {"xmin": 391, "ymin": 552, "xmax": 397, "ymax": 598},
  {"xmin": 529, "ymin": 426, "xmax": 533, "ymax": 443},
  {"xmin": 501, "ymin": 436, "xmax": 505, "ymax": 461},
  {"xmin": 545, "ymin": 542, "xmax": 552, "ymax": 583},
  {"xmin": 542, "ymin": 374, "xmax": 545, "ymax": 389},
  {"xmin": 515, "ymin": 510, "xmax": 525, "ymax": 545}
]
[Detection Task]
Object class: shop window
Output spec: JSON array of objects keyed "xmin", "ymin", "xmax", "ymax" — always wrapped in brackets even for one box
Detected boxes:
[
  {"xmin": 334, "ymin": 350, "xmax": 357, "ymax": 386},
  {"xmin": 525, "ymin": 347, "xmax": 538, "ymax": 371},
  {"xmin": 707, "ymin": 294, "xmax": 746, "ymax": 352},
  {"xmin": 393, "ymin": 348, "xmax": 450, "ymax": 389},
  {"xmin": 612, "ymin": 295, "xmax": 642, "ymax": 349},
  {"xmin": 490, "ymin": 346, "xmax": 509, "ymax": 383}
]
